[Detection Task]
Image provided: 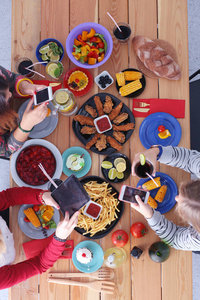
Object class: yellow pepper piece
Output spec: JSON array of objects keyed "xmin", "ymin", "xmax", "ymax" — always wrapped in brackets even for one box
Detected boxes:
[
  {"xmin": 88, "ymin": 57, "xmax": 97, "ymax": 65},
  {"xmin": 87, "ymin": 28, "xmax": 96, "ymax": 38},
  {"xmin": 74, "ymin": 38, "xmax": 82, "ymax": 46},
  {"xmin": 91, "ymin": 48, "xmax": 99, "ymax": 54},
  {"xmin": 85, "ymin": 45, "xmax": 91, "ymax": 52},
  {"xmin": 96, "ymin": 37, "xmax": 103, "ymax": 43},
  {"xmin": 158, "ymin": 129, "xmax": 171, "ymax": 139},
  {"xmin": 82, "ymin": 31, "xmax": 88, "ymax": 41},
  {"xmin": 81, "ymin": 46, "xmax": 87, "ymax": 56},
  {"xmin": 72, "ymin": 52, "xmax": 81, "ymax": 60},
  {"xmin": 98, "ymin": 53, "xmax": 104, "ymax": 62}
]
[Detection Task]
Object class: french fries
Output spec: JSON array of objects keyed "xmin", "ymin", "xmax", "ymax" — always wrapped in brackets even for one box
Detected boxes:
[{"xmin": 77, "ymin": 181, "xmax": 119, "ymax": 236}]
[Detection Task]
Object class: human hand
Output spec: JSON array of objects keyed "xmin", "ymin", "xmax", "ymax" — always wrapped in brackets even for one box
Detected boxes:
[
  {"xmin": 42, "ymin": 192, "xmax": 60, "ymax": 210},
  {"xmin": 131, "ymin": 147, "xmax": 159, "ymax": 176},
  {"xmin": 20, "ymin": 98, "xmax": 47, "ymax": 130},
  {"xmin": 131, "ymin": 195, "xmax": 154, "ymax": 219},
  {"xmin": 55, "ymin": 211, "xmax": 79, "ymax": 240},
  {"xmin": 19, "ymin": 81, "xmax": 47, "ymax": 96}
]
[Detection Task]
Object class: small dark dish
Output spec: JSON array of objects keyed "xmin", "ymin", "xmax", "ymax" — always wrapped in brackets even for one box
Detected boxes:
[
  {"xmin": 115, "ymin": 68, "xmax": 146, "ymax": 98},
  {"xmin": 72, "ymin": 92, "xmax": 135, "ymax": 155},
  {"xmin": 75, "ymin": 176, "xmax": 124, "ymax": 239},
  {"xmin": 101, "ymin": 153, "xmax": 131, "ymax": 183}
]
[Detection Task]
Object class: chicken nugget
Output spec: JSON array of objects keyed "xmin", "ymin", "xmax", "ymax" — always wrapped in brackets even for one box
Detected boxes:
[
  {"xmin": 103, "ymin": 95, "xmax": 114, "ymax": 114},
  {"xmin": 94, "ymin": 96, "xmax": 104, "ymax": 116},
  {"xmin": 86, "ymin": 133, "xmax": 101, "ymax": 149},
  {"xmin": 95, "ymin": 134, "xmax": 107, "ymax": 151},
  {"xmin": 85, "ymin": 105, "xmax": 97, "ymax": 118},
  {"xmin": 107, "ymin": 135, "xmax": 123, "ymax": 151},
  {"xmin": 74, "ymin": 115, "xmax": 94, "ymax": 126},
  {"xmin": 113, "ymin": 131, "xmax": 126, "ymax": 143},
  {"xmin": 113, "ymin": 112, "xmax": 129, "ymax": 125},
  {"xmin": 112, "ymin": 123, "xmax": 135, "ymax": 131},
  {"xmin": 81, "ymin": 126, "xmax": 96, "ymax": 135},
  {"xmin": 108, "ymin": 102, "xmax": 123, "ymax": 121}
]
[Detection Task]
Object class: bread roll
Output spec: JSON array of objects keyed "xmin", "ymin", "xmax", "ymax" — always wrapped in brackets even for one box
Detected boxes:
[{"xmin": 132, "ymin": 36, "xmax": 181, "ymax": 80}]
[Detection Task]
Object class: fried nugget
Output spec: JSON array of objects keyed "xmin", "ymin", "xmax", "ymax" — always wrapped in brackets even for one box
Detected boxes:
[
  {"xmin": 95, "ymin": 134, "xmax": 107, "ymax": 151},
  {"xmin": 86, "ymin": 133, "xmax": 101, "ymax": 149},
  {"xmin": 103, "ymin": 95, "xmax": 114, "ymax": 114},
  {"xmin": 81, "ymin": 126, "xmax": 96, "ymax": 135},
  {"xmin": 74, "ymin": 115, "xmax": 94, "ymax": 126},
  {"xmin": 113, "ymin": 112, "xmax": 129, "ymax": 125},
  {"xmin": 113, "ymin": 131, "xmax": 126, "ymax": 144},
  {"xmin": 112, "ymin": 123, "xmax": 135, "ymax": 131},
  {"xmin": 94, "ymin": 96, "xmax": 104, "ymax": 116},
  {"xmin": 108, "ymin": 102, "xmax": 123, "ymax": 121},
  {"xmin": 107, "ymin": 135, "xmax": 123, "ymax": 151},
  {"xmin": 85, "ymin": 105, "xmax": 97, "ymax": 118}
]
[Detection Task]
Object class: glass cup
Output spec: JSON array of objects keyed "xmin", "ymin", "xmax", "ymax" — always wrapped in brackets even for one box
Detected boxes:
[
  {"xmin": 15, "ymin": 57, "xmax": 35, "ymax": 78},
  {"xmin": 48, "ymin": 178, "xmax": 63, "ymax": 192},
  {"xmin": 52, "ymin": 88, "xmax": 78, "ymax": 116},
  {"xmin": 45, "ymin": 61, "xmax": 64, "ymax": 80},
  {"xmin": 113, "ymin": 22, "xmax": 132, "ymax": 44},
  {"xmin": 134, "ymin": 160, "xmax": 154, "ymax": 179}
]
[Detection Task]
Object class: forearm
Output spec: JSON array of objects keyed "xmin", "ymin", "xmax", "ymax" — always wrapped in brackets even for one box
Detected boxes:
[{"xmin": 13, "ymin": 126, "xmax": 30, "ymax": 143}]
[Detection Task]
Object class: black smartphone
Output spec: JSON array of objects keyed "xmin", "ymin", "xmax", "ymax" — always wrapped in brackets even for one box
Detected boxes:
[
  {"xmin": 33, "ymin": 86, "xmax": 53, "ymax": 105},
  {"xmin": 119, "ymin": 185, "xmax": 149, "ymax": 204},
  {"xmin": 51, "ymin": 174, "xmax": 90, "ymax": 217}
]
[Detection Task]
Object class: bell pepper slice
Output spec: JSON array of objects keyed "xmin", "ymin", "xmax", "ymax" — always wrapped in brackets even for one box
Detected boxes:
[
  {"xmin": 87, "ymin": 51, "xmax": 99, "ymax": 60},
  {"xmin": 82, "ymin": 31, "xmax": 88, "ymax": 41},
  {"xmin": 91, "ymin": 48, "xmax": 99, "ymax": 54},
  {"xmin": 72, "ymin": 52, "xmax": 81, "ymax": 60},
  {"xmin": 98, "ymin": 53, "xmax": 105, "ymax": 62},
  {"xmin": 87, "ymin": 28, "xmax": 96, "ymax": 38},
  {"xmin": 74, "ymin": 38, "xmax": 82, "ymax": 46},
  {"xmin": 90, "ymin": 36, "xmax": 97, "ymax": 43},
  {"xmin": 81, "ymin": 46, "xmax": 87, "ymax": 56},
  {"xmin": 78, "ymin": 34, "xmax": 83, "ymax": 42},
  {"xmin": 88, "ymin": 57, "xmax": 97, "ymax": 65},
  {"xmin": 95, "ymin": 37, "xmax": 103, "ymax": 43},
  {"xmin": 85, "ymin": 44, "xmax": 91, "ymax": 52}
]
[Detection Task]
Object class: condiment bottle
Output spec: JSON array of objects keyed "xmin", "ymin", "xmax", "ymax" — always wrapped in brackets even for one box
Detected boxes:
[
  {"xmin": 149, "ymin": 241, "xmax": 170, "ymax": 263},
  {"xmin": 130, "ymin": 246, "xmax": 143, "ymax": 259},
  {"xmin": 104, "ymin": 247, "xmax": 127, "ymax": 268}
]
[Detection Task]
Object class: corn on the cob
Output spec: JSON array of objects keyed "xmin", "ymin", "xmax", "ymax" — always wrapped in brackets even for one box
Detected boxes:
[
  {"xmin": 24, "ymin": 207, "xmax": 41, "ymax": 228},
  {"xmin": 154, "ymin": 185, "xmax": 167, "ymax": 202},
  {"xmin": 142, "ymin": 177, "xmax": 161, "ymax": 191},
  {"xmin": 119, "ymin": 79, "xmax": 142, "ymax": 96},
  {"xmin": 124, "ymin": 71, "xmax": 142, "ymax": 81},
  {"xmin": 147, "ymin": 195, "xmax": 158, "ymax": 209},
  {"xmin": 116, "ymin": 72, "xmax": 125, "ymax": 86}
]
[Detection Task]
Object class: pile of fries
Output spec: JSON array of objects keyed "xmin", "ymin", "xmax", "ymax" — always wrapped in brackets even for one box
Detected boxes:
[{"xmin": 77, "ymin": 181, "xmax": 120, "ymax": 236}]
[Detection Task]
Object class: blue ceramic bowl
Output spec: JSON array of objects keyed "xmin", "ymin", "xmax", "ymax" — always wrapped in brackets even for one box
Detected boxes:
[
  {"xmin": 35, "ymin": 38, "xmax": 64, "ymax": 65},
  {"xmin": 66, "ymin": 22, "xmax": 113, "ymax": 69}
]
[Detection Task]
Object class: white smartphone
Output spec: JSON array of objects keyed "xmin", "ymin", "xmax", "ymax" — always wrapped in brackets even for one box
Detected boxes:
[
  {"xmin": 119, "ymin": 185, "xmax": 149, "ymax": 204},
  {"xmin": 33, "ymin": 86, "xmax": 53, "ymax": 106}
]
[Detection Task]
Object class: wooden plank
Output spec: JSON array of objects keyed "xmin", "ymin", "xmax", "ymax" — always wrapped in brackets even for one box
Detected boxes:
[
  {"xmin": 157, "ymin": 1, "xmax": 192, "ymax": 300},
  {"xmin": 129, "ymin": 1, "xmax": 161, "ymax": 300}
]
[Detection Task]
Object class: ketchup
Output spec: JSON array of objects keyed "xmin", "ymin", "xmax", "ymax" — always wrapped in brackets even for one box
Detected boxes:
[
  {"xmin": 86, "ymin": 203, "xmax": 101, "ymax": 218},
  {"xmin": 96, "ymin": 117, "xmax": 111, "ymax": 132}
]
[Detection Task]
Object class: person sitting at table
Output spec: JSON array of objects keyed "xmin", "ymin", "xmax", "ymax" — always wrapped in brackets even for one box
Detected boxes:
[
  {"xmin": 0, "ymin": 186, "xmax": 79, "ymax": 290},
  {"xmin": 131, "ymin": 145, "xmax": 200, "ymax": 251},
  {"xmin": 0, "ymin": 65, "xmax": 47, "ymax": 158}
]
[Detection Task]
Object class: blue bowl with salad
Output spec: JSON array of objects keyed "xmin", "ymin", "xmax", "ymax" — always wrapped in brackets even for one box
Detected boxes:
[{"xmin": 66, "ymin": 22, "xmax": 113, "ymax": 69}]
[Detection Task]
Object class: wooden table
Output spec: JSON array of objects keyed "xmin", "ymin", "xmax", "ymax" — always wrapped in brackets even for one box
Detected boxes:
[{"xmin": 10, "ymin": 1, "xmax": 192, "ymax": 299}]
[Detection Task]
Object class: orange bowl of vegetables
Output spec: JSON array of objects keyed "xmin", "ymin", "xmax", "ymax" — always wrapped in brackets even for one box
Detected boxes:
[{"xmin": 66, "ymin": 22, "xmax": 113, "ymax": 69}]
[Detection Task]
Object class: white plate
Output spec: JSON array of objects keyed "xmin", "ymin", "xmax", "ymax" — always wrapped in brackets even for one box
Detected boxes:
[
  {"xmin": 18, "ymin": 204, "xmax": 60, "ymax": 239},
  {"xmin": 94, "ymin": 71, "xmax": 114, "ymax": 90},
  {"xmin": 10, "ymin": 139, "xmax": 63, "ymax": 189},
  {"xmin": 18, "ymin": 100, "xmax": 58, "ymax": 139}
]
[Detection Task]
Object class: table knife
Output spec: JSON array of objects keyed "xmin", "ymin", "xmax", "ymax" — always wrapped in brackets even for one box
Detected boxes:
[{"xmin": 133, "ymin": 108, "xmax": 150, "ymax": 112}]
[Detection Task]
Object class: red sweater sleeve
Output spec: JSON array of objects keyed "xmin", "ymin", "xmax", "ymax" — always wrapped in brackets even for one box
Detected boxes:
[
  {"xmin": 0, "ymin": 237, "xmax": 65, "ymax": 289},
  {"xmin": 0, "ymin": 187, "xmax": 43, "ymax": 211}
]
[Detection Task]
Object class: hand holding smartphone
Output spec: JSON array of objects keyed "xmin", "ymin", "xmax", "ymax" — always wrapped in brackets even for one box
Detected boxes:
[
  {"xmin": 119, "ymin": 185, "xmax": 149, "ymax": 204},
  {"xmin": 33, "ymin": 86, "xmax": 53, "ymax": 106}
]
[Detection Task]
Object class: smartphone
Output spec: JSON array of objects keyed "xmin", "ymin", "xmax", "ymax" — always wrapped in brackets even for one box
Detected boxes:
[
  {"xmin": 51, "ymin": 174, "xmax": 90, "ymax": 217},
  {"xmin": 33, "ymin": 86, "xmax": 53, "ymax": 106},
  {"xmin": 119, "ymin": 185, "xmax": 149, "ymax": 204}
]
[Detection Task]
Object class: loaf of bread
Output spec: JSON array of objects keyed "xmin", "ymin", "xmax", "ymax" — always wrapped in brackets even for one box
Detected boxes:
[{"xmin": 132, "ymin": 36, "xmax": 181, "ymax": 80}]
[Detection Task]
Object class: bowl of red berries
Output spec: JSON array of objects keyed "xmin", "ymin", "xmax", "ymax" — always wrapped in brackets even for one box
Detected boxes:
[{"xmin": 11, "ymin": 139, "xmax": 63, "ymax": 189}]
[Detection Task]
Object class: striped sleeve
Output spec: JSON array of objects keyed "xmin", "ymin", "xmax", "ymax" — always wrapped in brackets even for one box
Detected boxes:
[
  {"xmin": 147, "ymin": 210, "xmax": 200, "ymax": 251},
  {"xmin": 159, "ymin": 146, "xmax": 200, "ymax": 178}
]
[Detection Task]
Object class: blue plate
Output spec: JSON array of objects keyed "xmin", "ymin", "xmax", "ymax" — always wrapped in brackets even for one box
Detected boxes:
[
  {"xmin": 139, "ymin": 112, "xmax": 182, "ymax": 149},
  {"xmin": 62, "ymin": 147, "xmax": 91, "ymax": 178},
  {"xmin": 137, "ymin": 172, "xmax": 178, "ymax": 214},
  {"xmin": 72, "ymin": 240, "xmax": 104, "ymax": 273}
]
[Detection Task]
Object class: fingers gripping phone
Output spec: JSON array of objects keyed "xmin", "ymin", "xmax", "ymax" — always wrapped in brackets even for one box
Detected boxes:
[
  {"xmin": 119, "ymin": 185, "xmax": 149, "ymax": 204},
  {"xmin": 33, "ymin": 86, "xmax": 53, "ymax": 105}
]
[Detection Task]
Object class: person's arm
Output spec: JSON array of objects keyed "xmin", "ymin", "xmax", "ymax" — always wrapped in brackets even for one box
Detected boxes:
[
  {"xmin": 0, "ymin": 211, "xmax": 79, "ymax": 289},
  {"xmin": 0, "ymin": 133, "xmax": 23, "ymax": 158}
]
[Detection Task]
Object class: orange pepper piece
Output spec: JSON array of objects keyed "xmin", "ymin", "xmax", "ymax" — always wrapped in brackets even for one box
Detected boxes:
[
  {"xmin": 74, "ymin": 38, "xmax": 82, "ymax": 46},
  {"xmin": 88, "ymin": 57, "xmax": 97, "ymax": 65},
  {"xmin": 95, "ymin": 37, "xmax": 103, "ymax": 43},
  {"xmin": 91, "ymin": 48, "xmax": 99, "ymax": 54},
  {"xmin": 72, "ymin": 52, "xmax": 81, "ymax": 60},
  {"xmin": 98, "ymin": 53, "xmax": 105, "ymax": 62},
  {"xmin": 87, "ymin": 28, "xmax": 96, "ymax": 38},
  {"xmin": 82, "ymin": 31, "xmax": 88, "ymax": 41},
  {"xmin": 81, "ymin": 46, "xmax": 87, "ymax": 56}
]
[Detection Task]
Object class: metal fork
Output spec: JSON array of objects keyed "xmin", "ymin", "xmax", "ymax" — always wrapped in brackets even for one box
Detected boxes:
[{"xmin": 135, "ymin": 102, "xmax": 150, "ymax": 107}]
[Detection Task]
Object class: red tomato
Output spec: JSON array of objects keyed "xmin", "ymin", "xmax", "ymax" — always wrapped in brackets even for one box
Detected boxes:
[
  {"xmin": 130, "ymin": 222, "xmax": 147, "ymax": 238},
  {"xmin": 44, "ymin": 225, "xmax": 49, "ymax": 229},
  {"xmin": 111, "ymin": 230, "xmax": 129, "ymax": 247},
  {"xmin": 90, "ymin": 36, "xmax": 97, "ymax": 43},
  {"xmin": 33, "ymin": 205, "xmax": 39, "ymax": 212},
  {"xmin": 97, "ymin": 42, "xmax": 104, "ymax": 49},
  {"xmin": 24, "ymin": 217, "xmax": 30, "ymax": 223},
  {"xmin": 158, "ymin": 125, "xmax": 166, "ymax": 132}
]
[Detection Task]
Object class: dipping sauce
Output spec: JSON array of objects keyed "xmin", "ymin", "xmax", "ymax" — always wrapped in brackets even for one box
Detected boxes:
[
  {"xmin": 86, "ymin": 202, "xmax": 101, "ymax": 218},
  {"xmin": 94, "ymin": 115, "xmax": 112, "ymax": 133}
]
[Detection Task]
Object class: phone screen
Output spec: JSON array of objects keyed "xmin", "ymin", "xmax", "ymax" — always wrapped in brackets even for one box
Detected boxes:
[
  {"xmin": 36, "ymin": 88, "xmax": 49, "ymax": 104},
  {"xmin": 122, "ymin": 186, "xmax": 148, "ymax": 204},
  {"xmin": 51, "ymin": 174, "xmax": 90, "ymax": 217}
]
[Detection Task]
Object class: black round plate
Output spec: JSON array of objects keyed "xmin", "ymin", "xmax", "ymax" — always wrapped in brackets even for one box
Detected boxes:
[
  {"xmin": 115, "ymin": 68, "xmax": 146, "ymax": 98},
  {"xmin": 72, "ymin": 92, "xmax": 135, "ymax": 155},
  {"xmin": 75, "ymin": 175, "xmax": 124, "ymax": 239},
  {"xmin": 101, "ymin": 153, "xmax": 131, "ymax": 183}
]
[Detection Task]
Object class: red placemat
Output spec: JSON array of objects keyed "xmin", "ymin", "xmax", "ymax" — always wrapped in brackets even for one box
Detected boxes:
[{"xmin": 132, "ymin": 98, "xmax": 185, "ymax": 118}]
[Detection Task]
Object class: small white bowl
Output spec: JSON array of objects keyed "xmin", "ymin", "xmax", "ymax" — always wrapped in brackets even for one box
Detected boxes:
[
  {"xmin": 94, "ymin": 71, "xmax": 114, "ymax": 90},
  {"xmin": 94, "ymin": 115, "xmax": 112, "ymax": 134},
  {"xmin": 83, "ymin": 200, "xmax": 103, "ymax": 220}
]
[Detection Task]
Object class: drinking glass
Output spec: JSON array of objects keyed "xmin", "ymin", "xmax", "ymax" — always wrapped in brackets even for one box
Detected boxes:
[
  {"xmin": 15, "ymin": 57, "xmax": 35, "ymax": 78},
  {"xmin": 113, "ymin": 22, "xmax": 131, "ymax": 44}
]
